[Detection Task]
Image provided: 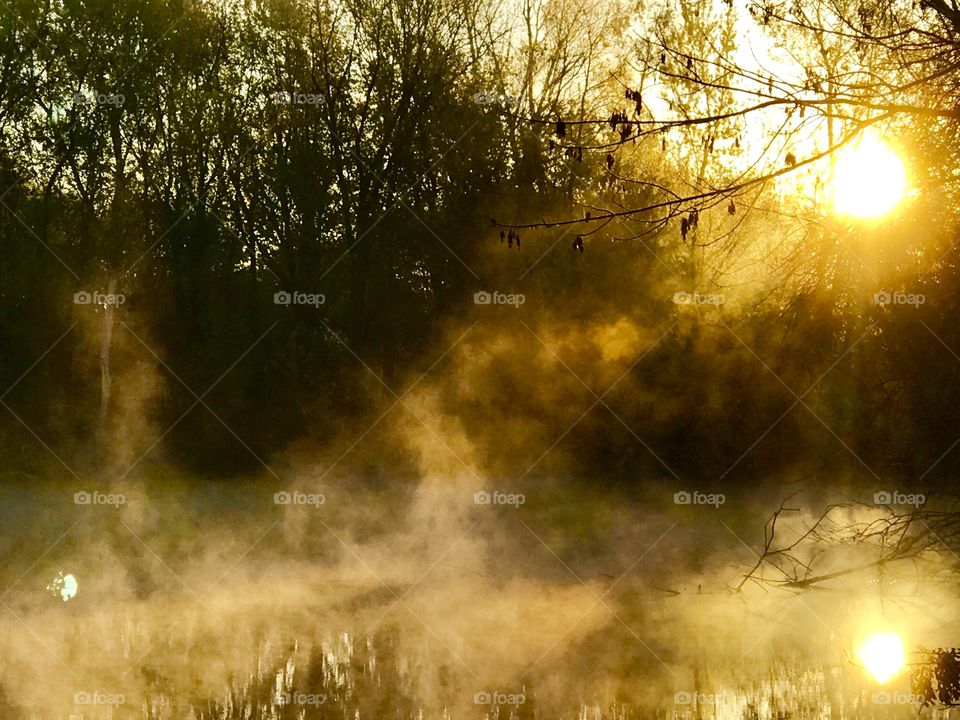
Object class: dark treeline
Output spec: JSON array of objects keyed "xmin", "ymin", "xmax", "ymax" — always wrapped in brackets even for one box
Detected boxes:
[
  {"xmin": 1, "ymin": 0, "xmax": 519, "ymax": 472},
  {"xmin": 2, "ymin": 0, "xmax": 960, "ymax": 489}
]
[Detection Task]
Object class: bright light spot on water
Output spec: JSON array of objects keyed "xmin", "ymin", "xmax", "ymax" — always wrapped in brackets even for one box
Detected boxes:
[
  {"xmin": 858, "ymin": 632, "xmax": 905, "ymax": 683},
  {"xmin": 47, "ymin": 571, "xmax": 78, "ymax": 601}
]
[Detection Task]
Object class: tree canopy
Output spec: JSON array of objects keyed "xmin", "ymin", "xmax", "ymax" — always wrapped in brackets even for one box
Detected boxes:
[{"xmin": 2, "ymin": 0, "xmax": 960, "ymax": 490}]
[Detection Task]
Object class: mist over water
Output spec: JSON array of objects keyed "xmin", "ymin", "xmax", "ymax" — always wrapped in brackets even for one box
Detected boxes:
[
  {"xmin": 3, "ymin": 287, "xmax": 956, "ymax": 719},
  {"xmin": 3, "ymin": 0, "xmax": 960, "ymax": 714},
  {"xmin": 1, "ymin": 392, "xmax": 955, "ymax": 720}
]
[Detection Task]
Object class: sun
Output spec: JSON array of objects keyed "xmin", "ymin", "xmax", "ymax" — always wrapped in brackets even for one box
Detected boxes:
[
  {"xmin": 858, "ymin": 632, "xmax": 906, "ymax": 683},
  {"xmin": 832, "ymin": 132, "xmax": 907, "ymax": 218}
]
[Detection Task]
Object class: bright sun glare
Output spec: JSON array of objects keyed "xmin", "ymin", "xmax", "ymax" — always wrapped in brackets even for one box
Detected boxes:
[
  {"xmin": 832, "ymin": 133, "xmax": 908, "ymax": 218},
  {"xmin": 858, "ymin": 632, "xmax": 906, "ymax": 683}
]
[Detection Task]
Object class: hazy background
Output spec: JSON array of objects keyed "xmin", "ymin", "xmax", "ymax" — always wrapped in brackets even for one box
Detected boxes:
[{"xmin": 2, "ymin": 0, "xmax": 960, "ymax": 716}]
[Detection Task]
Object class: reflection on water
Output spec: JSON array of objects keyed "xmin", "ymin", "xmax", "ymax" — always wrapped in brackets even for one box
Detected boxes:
[
  {"xmin": 46, "ymin": 572, "xmax": 78, "ymax": 603},
  {"xmin": 0, "ymin": 616, "xmax": 951, "ymax": 720},
  {"xmin": 138, "ymin": 632, "xmax": 419, "ymax": 720},
  {"xmin": 1, "ymin": 480, "xmax": 955, "ymax": 720},
  {"xmin": 127, "ymin": 638, "xmax": 939, "ymax": 720},
  {"xmin": 3, "ymin": 593, "xmax": 953, "ymax": 720},
  {"xmin": 137, "ymin": 631, "xmax": 520, "ymax": 720}
]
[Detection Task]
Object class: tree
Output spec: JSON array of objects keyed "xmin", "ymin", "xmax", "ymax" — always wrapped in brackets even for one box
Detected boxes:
[{"xmin": 491, "ymin": 0, "xmax": 960, "ymax": 293}]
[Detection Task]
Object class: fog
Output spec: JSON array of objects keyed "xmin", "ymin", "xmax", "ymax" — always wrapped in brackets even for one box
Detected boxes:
[
  {"xmin": 3, "ymin": 0, "xmax": 960, "ymax": 716},
  {"xmin": 1, "ymin": 311, "xmax": 955, "ymax": 718}
]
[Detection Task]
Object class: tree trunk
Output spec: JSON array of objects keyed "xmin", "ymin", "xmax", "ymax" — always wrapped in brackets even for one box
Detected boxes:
[{"xmin": 98, "ymin": 276, "xmax": 117, "ymax": 428}]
